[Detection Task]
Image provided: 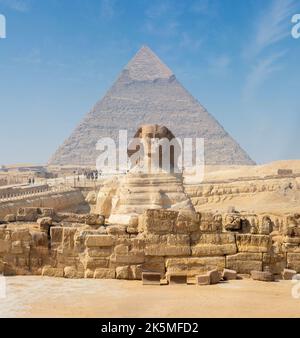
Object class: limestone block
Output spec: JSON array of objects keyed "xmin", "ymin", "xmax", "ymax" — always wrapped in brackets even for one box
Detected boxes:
[
  {"xmin": 84, "ymin": 258, "xmax": 109, "ymax": 270},
  {"xmin": 251, "ymin": 270, "xmax": 274, "ymax": 282},
  {"xmin": 140, "ymin": 209, "xmax": 178, "ymax": 234},
  {"xmin": 282, "ymin": 268, "xmax": 297, "ymax": 280},
  {"xmin": 94, "ymin": 268, "xmax": 115, "ymax": 279},
  {"xmin": 11, "ymin": 228, "xmax": 31, "ymax": 242},
  {"xmin": 16, "ymin": 207, "xmax": 40, "ymax": 222},
  {"xmin": 192, "ymin": 233, "xmax": 237, "ymax": 257},
  {"xmin": 61, "ymin": 228, "xmax": 77, "ymax": 252},
  {"xmin": 85, "ymin": 235, "xmax": 115, "ymax": 247},
  {"xmin": 114, "ymin": 244, "xmax": 129, "ymax": 255},
  {"xmin": 42, "ymin": 266, "xmax": 64, "ymax": 277},
  {"xmin": 87, "ymin": 247, "xmax": 112, "ymax": 258},
  {"xmin": 85, "ymin": 214, "xmax": 105, "ymax": 226},
  {"xmin": 224, "ymin": 213, "xmax": 242, "ymax": 231},
  {"xmin": 236, "ymin": 234, "xmax": 270, "ymax": 253},
  {"xmin": 166, "ymin": 257, "xmax": 225, "ymax": 277},
  {"xmin": 196, "ymin": 274, "xmax": 210, "ymax": 285},
  {"xmin": 222, "ymin": 268, "xmax": 237, "ymax": 280},
  {"xmin": 50, "ymin": 227, "xmax": 63, "ymax": 244},
  {"xmin": 116, "ymin": 266, "xmax": 130, "ymax": 279},
  {"xmin": 106, "ymin": 225, "xmax": 127, "ymax": 236},
  {"xmin": 40, "ymin": 208, "xmax": 56, "ymax": 218},
  {"xmin": 11, "ymin": 241, "xmax": 23, "ymax": 255},
  {"xmin": 208, "ymin": 269, "xmax": 221, "ymax": 284},
  {"xmin": 226, "ymin": 253, "xmax": 263, "ymax": 274},
  {"xmin": 287, "ymin": 253, "xmax": 300, "ymax": 272},
  {"xmin": 4, "ymin": 214, "xmax": 16, "ymax": 223},
  {"xmin": 142, "ymin": 256, "xmax": 165, "ymax": 276},
  {"xmin": 284, "ymin": 236, "xmax": 300, "ymax": 245},
  {"xmin": 0, "ymin": 228, "xmax": 7, "ymax": 240},
  {"xmin": 262, "ymin": 253, "xmax": 286, "ymax": 274},
  {"xmin": 129, "ymin": 265, "xmax": 143, "ymax": 280},
  {"xmin": 37, "ymin": 217, "xmax": 53, "ymax": 233},
  {"xmin": 0, "ymin": 239, "xmax": 10, "ymax": 253},
  {"xmin": 2, "ymin": 263, "xmax": 16, "ymax": 276},
  {"xmin": 167, "ymin": 273, "xmax": 187, "ymax": 285},
  {"xmin": 174, "ymin": 213, "xmax": 199, "ymax": 233},
  {"xmin": 84, "ymin": 269, "xmax": 94, "ymax": 278},
  {"xmin": 31, "ymin": 232, "xmax": 48, "ymax": 247},
  {"xmin": 111, "ymin": 251, "xmax": 145, "ymax": 264},
  {"xmin": 142, "ymin": 272, "xmax": 161, "ymax": 285},
  {"xmin": 64, "ymin": 266, "xmax": 79, "ymax": 278},
  {"xmin": 145, "ymin": 234, "xmax": 191, "ymax": 256},
  {"xmin": 130, "ymin": 238, "xmax": 145, "ymax": 251},
  {"xmin": 199, "ymin": 212, "xmax": 222, "ymax": 232}
]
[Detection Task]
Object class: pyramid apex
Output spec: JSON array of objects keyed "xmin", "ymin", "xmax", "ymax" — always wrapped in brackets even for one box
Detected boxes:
[{"xmin": 125, "ymin": 45, "xmax": 173, "ymax": 81}]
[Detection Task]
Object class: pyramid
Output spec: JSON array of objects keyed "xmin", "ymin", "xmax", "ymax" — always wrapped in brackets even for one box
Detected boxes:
[{"xmin": 49, "ymin": 46, "xmax": 255, "ymax": 166}]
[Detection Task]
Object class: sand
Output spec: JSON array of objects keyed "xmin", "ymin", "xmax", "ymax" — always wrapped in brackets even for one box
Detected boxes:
[{"xmin": 0, "ymin": 276, "xmax": 300, "ymax": 318}]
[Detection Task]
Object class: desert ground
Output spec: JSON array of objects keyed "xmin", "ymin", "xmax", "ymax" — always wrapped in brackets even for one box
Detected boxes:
[{"xmin": 0, "ymin": 276, "xmax": 300, "ymax": 318}]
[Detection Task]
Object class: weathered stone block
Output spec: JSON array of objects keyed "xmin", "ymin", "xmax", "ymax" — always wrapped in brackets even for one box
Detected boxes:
[
  {"xmin": 166, "ymin": 257, "xmax": 225, "ymax": 277},
  {"xmin": 11, "ymin": 228, "xmax": 31, "ymax": 242},
  {"xmin": 129, "ymin": 265, "xmax": 143, "ymax": 280},
  {"xmin": 85, "ymin": 235, "xmax": 115, "ymax": 247},
  {"xmin": 84, "ymin": 258, "xmax": 109, "ymax": 270},
  {"xmin": 50, "ymin": 227, "xmax": 63, "ymax": 244},
  {"xmin": 145, "ymin": 234, "xmax": 191, "ymax": 256},
  {"xmin": 61, "ymin": 228, "xmax": 77, "ymax": 251},
  {"xmin": 94, "ymin": 268, "xmax": 115, "ymax": 279},
  {"xmin": 11, "ymin": 241, "xmax": 23, "ymax": 255},
  {"xmin": 142, "ymin": 272, "xmax": 161, "ymax": 285},
  {"xmin": 85, "ymin": 214, "xmax": 105, "ymax": 226},
  {"xmin": 0, "ymin": 239, "xmax": 10, "ymax": 253},
  {"xmin": 287, "ymin": 253, "xmax": 300, "ymax": 272},
  {"xmin": 4, "ymin": 214, "xmax": 16, "ymax": 223},
  {"xmin": 16, "ymin": 207, "xmax": 40, "ymax": 222},
  {"xmin": 140, "ymin": 209, "xmax": 178, "ymax": 234},
  {"xmin": 192, "ymin": 233, "xmax": 237, "ymax": 256},
  {"xmin": 106, "ymin": 225, "xmax": 127, "ymax": 236},
  {"xmin": 37, "ymin": 217, "xmax": 53, "ymax": 232},
  {"xmin": 199, "ymin": 212, "xmax": 222, "ymax": 232},
  {"xmin": 42, "ymin": 266, "xmax": 64, "ymax": 278},
  {"xmin": 208, "ymin": 269, "xmax": 221, "ymax": 284},
  {"xmin": 222, "ymin": 268, "xmax": 237, "ymax": 280},
  {"xmin": 226, "ymin": 253, "xmax": 263, "ymax": 274},
  {"xmin": 87, "ymin": 247, "xmax": 112, "ymax": 258},
  {"xmin": 251, "ymin": 270, "xmax": 274, "ymax": 282},
  {"xmin": 111, "ymin": 251, "xmax": 145, "ymax": 264},
  {"xmin": 282, "ymin": 268, "xmax": 297, "ymax": 280},
  {"xmin": 236, "ymin": 234, "xmax": 270, "ymax": 253},
  {"xmin": 84, "ymin": 269, "xmax": 94, "ymax": 278},
  {"xmin": 143, "ymin": 256, "xmax": 165, "ymax": 276},
  {"xmin": 64, "ymin": 266, "xmax": 78, "ymax": 278},
  {"xmin": 196, "ymin": 274, "xmax": 210, "ymax": 285},
  {"xmin": 167, "ymin": 273, "xmax": 187, "ymax": 285},
  {"xmin": 116, "ymin": 266, "xmax": 130, "ymax": 279}
]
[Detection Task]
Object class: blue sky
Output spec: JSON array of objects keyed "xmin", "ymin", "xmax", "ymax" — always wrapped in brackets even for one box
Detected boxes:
[{"xmin": 0, "ymin": 0, "xmax": 299, "ymax": 165}]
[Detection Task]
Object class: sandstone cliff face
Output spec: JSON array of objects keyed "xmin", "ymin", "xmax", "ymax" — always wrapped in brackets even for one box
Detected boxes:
[{"xmin": 49, "ymin": 46, "xmax": 254, "ymax": 166}]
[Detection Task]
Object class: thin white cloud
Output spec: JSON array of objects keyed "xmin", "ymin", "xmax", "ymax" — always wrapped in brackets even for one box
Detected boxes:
[
  {"xmin": 245, "ymin": 0, "xmax": 297, "ymax": 59},
  {"xmin": 0, "ymin": 0, "xmax": 30, "ymax": 12},
  {"xmin": 243, "ymin": 0, "xmax": 297, "ymax": 100},
  {"xmin": 243, "ymin": 50, "xmax": 286, "ymax": 100}
]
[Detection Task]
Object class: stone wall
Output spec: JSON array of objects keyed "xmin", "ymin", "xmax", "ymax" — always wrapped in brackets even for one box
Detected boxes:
[
  {"xmin": 0, "ymin": 190, "xmax": 87, "ymax": 221},
  {"xmin": 1, "ymin": 208, "xmax": 300, "ymax": 279}
]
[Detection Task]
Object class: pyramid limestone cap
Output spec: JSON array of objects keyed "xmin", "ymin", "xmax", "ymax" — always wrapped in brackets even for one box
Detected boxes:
[{"xmin": 125, "ymin": 45, "xmax": 174, "ymax": 81}]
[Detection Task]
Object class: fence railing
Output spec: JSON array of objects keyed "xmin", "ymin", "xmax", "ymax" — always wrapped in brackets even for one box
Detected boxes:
[{"xmin": 0, "ymin": 185, "xmax": 75, "ymax": 203}]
